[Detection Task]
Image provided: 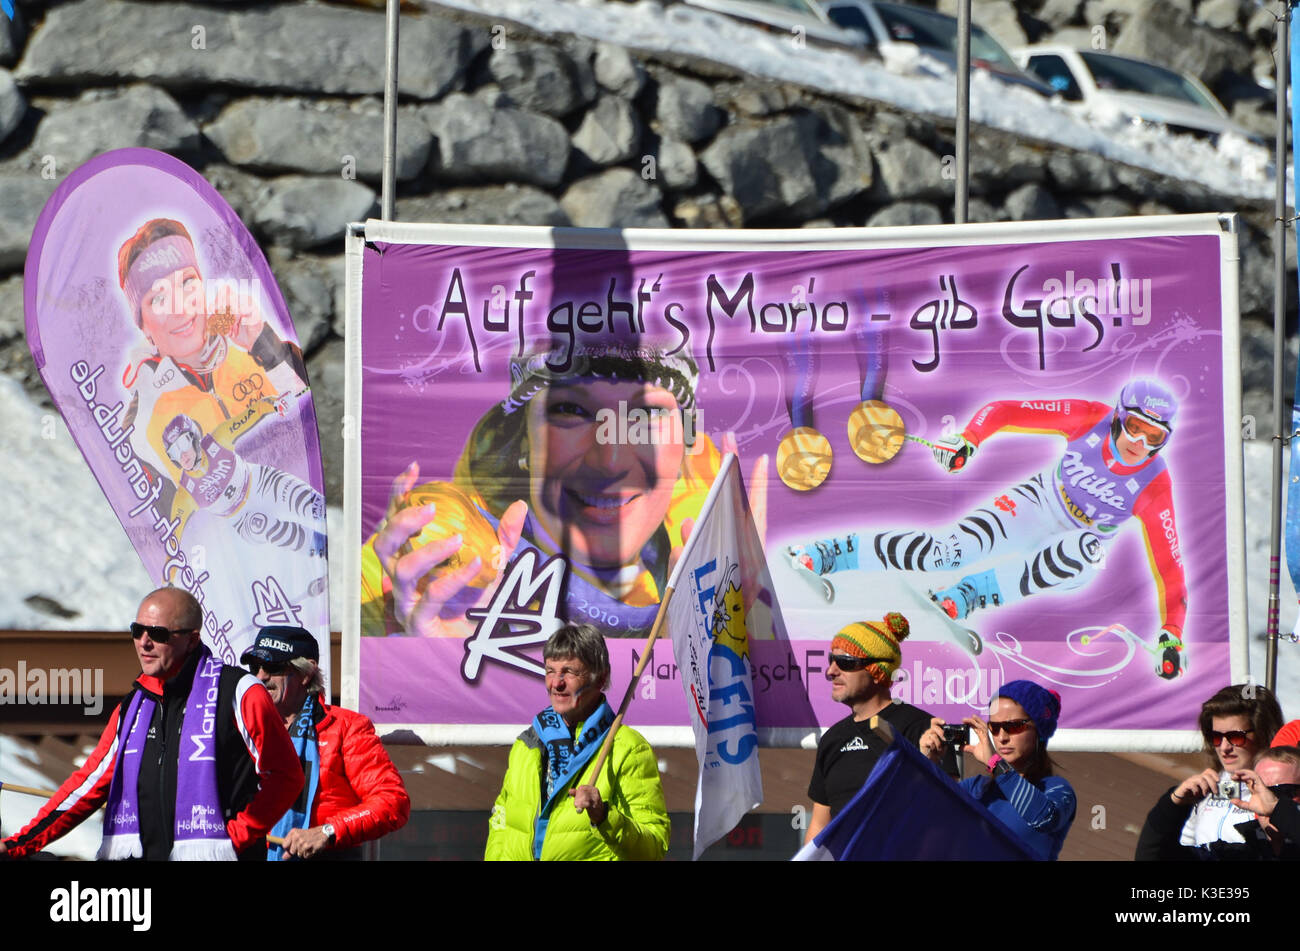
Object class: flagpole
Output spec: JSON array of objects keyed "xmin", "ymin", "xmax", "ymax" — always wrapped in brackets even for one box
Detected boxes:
[{"xmin": 585, "ymin": 454, "xmax": 739, "ymax": 781}]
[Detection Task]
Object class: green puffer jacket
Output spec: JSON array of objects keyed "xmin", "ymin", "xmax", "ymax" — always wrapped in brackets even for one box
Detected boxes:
[{"xmin": 484, "ymin": 718, "xmax": 670, "ymax": 861}]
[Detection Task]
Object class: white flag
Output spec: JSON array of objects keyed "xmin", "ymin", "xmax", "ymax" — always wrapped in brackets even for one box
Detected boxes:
[{"xmin": 667, "ymin": 454, "xmax": 767, "ymax": 859}]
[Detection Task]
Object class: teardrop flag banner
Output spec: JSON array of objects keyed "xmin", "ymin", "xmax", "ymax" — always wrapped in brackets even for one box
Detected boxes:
[{"xmin": 24, "ymin": 148, "xmax": 330, "ymax": 676}]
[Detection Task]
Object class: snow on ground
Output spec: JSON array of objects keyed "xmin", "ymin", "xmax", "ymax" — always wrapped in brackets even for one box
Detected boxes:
[
  {"xmin": 0, "ymin": 735, "xmax": 102, "ymax": 859},
  {"xmin": 423, "ymin": 0, "xmax": 1289, "ymax": 204}
]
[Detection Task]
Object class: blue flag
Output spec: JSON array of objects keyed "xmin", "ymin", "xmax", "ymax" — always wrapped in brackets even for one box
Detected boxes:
[{"xmin": 793, "ymin": 728, "xmax": 1035, "ymax": 861}]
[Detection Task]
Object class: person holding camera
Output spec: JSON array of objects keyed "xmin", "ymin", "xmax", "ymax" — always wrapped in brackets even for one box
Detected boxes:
[
  {"xmin": 1135, "ymin": 683, "xmax": 1286, "ymax": 860},
  {"xmin": 920, "ymin": 679, "xmax": 1076, "ymax": 860},
  {"xmin": 803, "ymin": 613, "xmax": 957, "ymax": 846}
]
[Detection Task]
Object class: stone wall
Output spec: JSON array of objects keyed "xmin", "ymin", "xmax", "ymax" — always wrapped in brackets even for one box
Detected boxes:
[{"xmin": 0, "ymin": 0, "xmax": 1291, "ymax": 501}]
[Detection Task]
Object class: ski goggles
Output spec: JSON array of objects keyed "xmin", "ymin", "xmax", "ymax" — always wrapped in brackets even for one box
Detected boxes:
[
  {"xmin": 1120, "ymin": 411, "xmax": 1170, "ymax": 449},
  {"xmin": 1205, "ymin": 729, "xmax": 1254, "ymax": 747},
  {"xmin": 987, "ymin": 718, "xmax": 1034, "ymax": 736},
  {"xmin": 130, "ymin": 622, "xmax": 198, "ymax": 642},
  {"xmin": 165, "ymin": 433, "xmax": 197, "ymax": 465}
]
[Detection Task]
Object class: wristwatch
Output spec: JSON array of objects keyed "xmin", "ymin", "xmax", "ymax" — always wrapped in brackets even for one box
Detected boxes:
[{"xmin": 322, "ymin": 822, "xmax": 336, "ymax": 846}]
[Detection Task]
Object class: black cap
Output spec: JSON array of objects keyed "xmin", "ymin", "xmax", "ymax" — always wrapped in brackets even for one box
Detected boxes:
[{"xmin": 240, "ymin": 626, "xmax": 319, "ymax": 666}]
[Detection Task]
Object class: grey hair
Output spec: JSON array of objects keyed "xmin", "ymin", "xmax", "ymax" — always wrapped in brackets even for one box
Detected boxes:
[
  {"xmin": 289, "ymin": 657, "xmax": 325, "ymax": 696},
  {"xmin": 543, "ymin": 623, "xmax": 610, "ymax": 689}
]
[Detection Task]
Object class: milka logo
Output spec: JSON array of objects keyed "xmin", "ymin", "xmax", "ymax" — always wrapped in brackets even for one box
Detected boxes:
[
  {"xmin": 1143, "ymin": 396, "xmax": 1171, "ymax": 416},
  {"xmin": 1061, "ymin": 450, "xmax": 1126, "ymax": 510},
  {"xmin": 196, "ymin": 457, "xmax": 233, "ymax": 501}
]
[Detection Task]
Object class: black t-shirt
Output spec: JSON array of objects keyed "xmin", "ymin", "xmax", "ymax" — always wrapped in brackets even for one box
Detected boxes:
[{"xmin": 808, "ymin": 701, "xmax": 955, "ymax": 818}]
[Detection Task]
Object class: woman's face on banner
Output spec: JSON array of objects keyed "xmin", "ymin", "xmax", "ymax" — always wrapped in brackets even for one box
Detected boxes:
[
  {"xmin": 526, "ymin": 378, "xmax": 686, "ymax": 570},
  {"xmin": 140, "ymin": 263, "xmax": 208, "ymax": 363}
]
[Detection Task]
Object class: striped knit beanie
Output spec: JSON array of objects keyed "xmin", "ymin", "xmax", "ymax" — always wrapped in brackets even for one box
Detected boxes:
[{"xmin": 831, "ymin": 611, "xmax": 909, "ymax": 685}]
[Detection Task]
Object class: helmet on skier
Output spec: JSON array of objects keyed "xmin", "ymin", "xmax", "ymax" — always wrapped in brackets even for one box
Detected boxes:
[
  {"xmin": 1111, "ymin": 378, "xmax": 1177, "ymax": 457},
  {"xmin": 162, "ymin": 414, "xmax": 203, "ymax": 469}
]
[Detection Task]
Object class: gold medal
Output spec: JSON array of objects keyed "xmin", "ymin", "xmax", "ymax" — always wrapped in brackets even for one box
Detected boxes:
[
  {"xmin": 776, "ymin": 426, "xmax": 833, "ymax": 491},
  {"xmin": 398, "ymin": 482, "xmax": 501, "ymax": 588},
  {"xmin": 847, "ymin": 399, "xmax": 905, "ymax": 464}
]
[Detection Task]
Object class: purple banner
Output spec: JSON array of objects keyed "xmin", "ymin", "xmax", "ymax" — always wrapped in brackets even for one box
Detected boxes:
[
  {"xmin": 354, "ymin": 222, "xmax": 1237, "ymax": 743},
  {"xmin": 26, "ymin": 149, "xmax": 329, "ymax": 671}
]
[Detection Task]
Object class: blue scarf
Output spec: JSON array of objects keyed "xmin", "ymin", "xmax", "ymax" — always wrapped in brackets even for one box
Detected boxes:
[
  {"xmin": 531, "ymin": 699, "xmax": 615, "ymax": 860},
  {"xmin": 268, "ymin": 695, "xmax": 321, "ymax": 861}
]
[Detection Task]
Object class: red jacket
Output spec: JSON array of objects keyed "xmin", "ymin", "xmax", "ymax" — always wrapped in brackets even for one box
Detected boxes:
[
  {"xmin": 310, "ymin": 701, "xmax": 410, "ymax": 850},
  {"xmin": 3, "ymin": 661, "xmax": 301, "ymax": 859}
]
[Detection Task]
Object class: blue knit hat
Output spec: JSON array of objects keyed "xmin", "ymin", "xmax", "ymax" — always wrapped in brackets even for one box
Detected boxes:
[{"xmin": 995, "ymin": 680, "xmax": 1061, "ymax": 742}]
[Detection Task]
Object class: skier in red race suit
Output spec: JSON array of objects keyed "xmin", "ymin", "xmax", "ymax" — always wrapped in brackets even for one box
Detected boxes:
[{"xmin": 788, "ymin": 378, "xmax": 1187, "ymax": 679}]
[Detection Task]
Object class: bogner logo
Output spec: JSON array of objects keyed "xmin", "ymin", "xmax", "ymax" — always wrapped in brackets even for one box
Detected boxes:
[{"xmin": 1060, "ymin": 450, "xmax": 1126, "ymax": 511}]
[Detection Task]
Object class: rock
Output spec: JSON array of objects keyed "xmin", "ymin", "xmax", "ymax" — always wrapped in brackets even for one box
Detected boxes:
[
  {"xmin": 1246, "ymin": 5, "xmax": 1276, "ymax": 43},
  {"xmin": 966, "ymin": 197, "xmax": 998, "ymax": 223},
  {"xmin": 252, "ymin": 177, "xmax": 376, "ymax": 251},
  {"xmin": 1237, "ymin": 230, "xmax": 1273, "ymax": 318},
  {"xmin": 571, "ymin": 95, "xmax": 641, "ymax": 167},
  {"xmin": 1001, "ymin": 183, "xmax": 1061, "ymax": 220},
  {"xmin": 560, "ymin": 168, "xmax": 668, "ymax": 228},
  {"xmin": 670, "ymin": 193, "xmax": 744, "ymax": 229},
  {"xmin": 806, "ymin": 106, "xmax": 874, "ymax": 208},
  {"xmin": 205, "ymin": 98, "xmax": 431, "ymax": 184},
  {"xmin": 594, "ymin": 42, "xmax": 644, "ymax": 99},
  {"xmin": 1036, "ymin": 0, "xmax": 1083, "ymax": 29},
  {"xmin": 18, "ymin": 1, "xmax": 485, "ymax": 99},
  {"xmin": 971, "ymin": 139, "xmax": 1046, "ymax": 193},
  {"xmin": 865, "ymin": 202, "xmax": 944, "ymax": 227},
  {"xmin": 1229, "ymin": 99, "xmax": 1277, "ymax": 143},
  {"xmin": 0, "ymin": 68, "xmax": 24, "ymax": 145},
  {"xmin": 654, "ymin": 73, "xmax": 724, "ymax": 144},
  {"xmin": 395, "ymin": 184, "xmax": 570, "ymax": 228},
  {"xmin": 870, "ymin": 135, "xmax": 945, "ymax": 202},
  {"xmin": 0, "ymin": 6, "xmax": 23, "ymax": 68},
  {"xmin": 0, "ymin": 174, "xmax": 57, "ymax": 271},
  {"xmin": 306, "ymin": 338, "xmax": 344, "ymax": 505},
  {"xmin": 651, "ymin": 135, "xmax": 697, "ymax": 191},
  {"xmin": 487, "ymin": 44, "xmax": 595, "ymax": 118},
  {"xmin": 31, "ymin": 85, "xmax": 198, "ymax": 169},
  {"xmin": 266, "ymin": 252, "xmax": 339, "ymax": 355},
  {"xmin": 1111, "ymin": 1, "xmax": 1254, "ymax": 89},
  {"xmin": 1045, "ymin": 150, "xmax": 1117, "ymax": 193},
  {"xmin": 201, "ymin": 163, "xmax": 267, "ymax": 227},
  {"xmin": 937, "ymin": 0, "xmax": 1027, "ymax": 50},
  {"xmin": 0, "ymin": 274, "xmax": 22, "ymax": 342},
  {"xmin": 1077, "ymin": 195, "xmax": 1138, "ymax": 218},
  {"xmin": 423, "ymin": 93, "xmax": 571, "ymax": 189},
  {"xmin": 699, "ymin": 116, "xmax": 823, "ymax": 221},
  {"xmin": 715, "ymin": 80, "xmax": 799, "ymax": 117},
  {"xmin": 1196, "ymin": 0, "xmax": 1244, "ymax": 31}
]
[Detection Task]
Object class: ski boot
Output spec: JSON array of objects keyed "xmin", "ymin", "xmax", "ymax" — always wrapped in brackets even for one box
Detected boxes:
[
  {"xmin": 931, "ymin": 569, "xmax": 1002, "ymax": 621},
  {"xmin": 1156, "ymin": 631, "xmax": 1184, "ymax": 680},
  {"xmin": 787, "ymin": 533, "xmax": 860, "ymax": 576}
]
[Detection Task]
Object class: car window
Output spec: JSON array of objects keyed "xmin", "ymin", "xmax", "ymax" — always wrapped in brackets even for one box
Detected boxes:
[
  {"xmin": 825, "ymin": 4, "xmax": 877, "ymax": 42},
  {"xmin": 1025, "ymin": 54, "xmax": 1083, "ymax": 101},
  {"xmin": 1078, "ymin": 52, "xmax": 1219, "ymax": 110}
]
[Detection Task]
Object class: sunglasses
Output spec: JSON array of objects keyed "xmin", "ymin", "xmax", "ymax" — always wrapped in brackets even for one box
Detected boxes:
[
  {"xmin": 829, "ymin": 654, "xmax": 885, "ymax": 672},
  {"xmin": 1206, "ymin": 730, "xmax": 1254, "ymax": 747},
  {"xmin": 1269, "ymin": 783, "xmax": 1300, "ymax": 800},
  {"xmin": 987, "ymin": 719, "xmax": 1034, "ymax": 736},
  {"xmin": 246, "ymin": 660, "xmax": 291, "ymax": 676},
  {"xmin": 129, "ymin": 622, "xmax": 198, "ymax": 642}
]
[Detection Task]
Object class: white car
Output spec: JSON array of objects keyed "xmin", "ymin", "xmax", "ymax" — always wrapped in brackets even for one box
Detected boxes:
[
  {"xmin": 680, "ymin": 0, "xmax": 868, "ymax": 50},
  {"xmin": 1014, "ymin": 46, "xmax": 1261, "ymax": 145}
]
